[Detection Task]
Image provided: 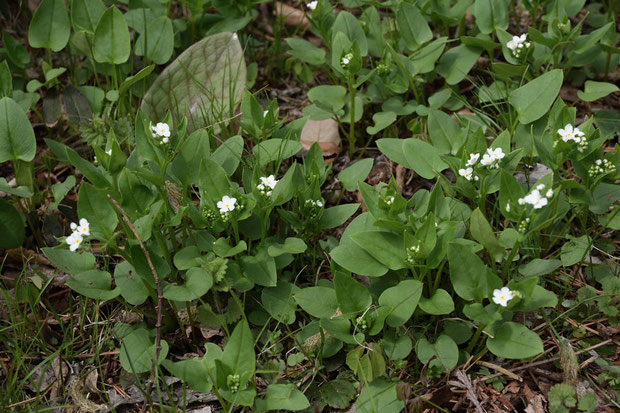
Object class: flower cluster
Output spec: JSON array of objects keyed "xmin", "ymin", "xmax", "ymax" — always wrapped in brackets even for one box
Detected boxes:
[
  {"xmin": 307, "ymin": 0, "xmax": 317, "ymax": 10},
  {"xmin": 518, "ymin": 183, "xmax": 553, "ymax": 209},
  {"xmin": 385, "ymin": 196, "xmax": 395, "ymax": 205},
  {"xmin": 518, "ymin": 217, "xmax": 530, "ymax": 232},
  {"xmin": 588, "ymin": 159, "xmax": 615, "ymax": 177},
  {"xmin": 66, "ymin": 218, "xmax": 90, "ymax": 251},
  {"xmin": 93, "ymin": 149, "xmax": 112, "ymax": 164},
  {"xmin": 151, "ymin": 122, "xmax": 171, "ymax": 144},
  {"xmin": 226, "ymin": 374, "xmax": 240, "ymax": 393},
  {"xmin": 506, "ymin": 34, "xmax": 531, "ymax": 57},
  {"xmin": 406, "ymin": 244, "xmax": 420, "ymax": 264},
  {"xmin": 492, "ymin": 287, "xmax": 514, "ymax": 307},
  {"xmin": 304, "ymin": 199, "xmax": 323, "ymax": 208},
  {"xmin": 355, "ymin": 315, "xmax": 368, "ymax": 333},
  {"xmin": 480, "ymin": 147, "xmax": 505, "ymax": 168},
  {"xmin": 556, "ymin": 124, "xmax": 587, "ymax": 152},
  {"xmin": 341, "ymin": 53, "xmax": 353, "ymax": 67},
  {"xmin": 257, "ymin": 175, "xmax": 278, "ymax": 197}
]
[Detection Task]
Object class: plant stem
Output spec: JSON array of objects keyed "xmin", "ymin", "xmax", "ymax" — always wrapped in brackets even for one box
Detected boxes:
[{"xmin": 347, "ymin": 75, "xmax": 356, "ymax": 159}]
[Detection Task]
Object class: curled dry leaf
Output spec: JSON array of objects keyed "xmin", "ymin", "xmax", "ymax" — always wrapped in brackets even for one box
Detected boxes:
[
  {"xmin": 274, "ymin": 2, "xmax": 309, "ymax": 29},
  {"xmin": 300, "ymin": 118, "xmax": 341, "ymax": 164}
]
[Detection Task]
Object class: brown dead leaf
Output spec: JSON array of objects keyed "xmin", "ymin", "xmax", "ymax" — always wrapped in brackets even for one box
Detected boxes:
[
  {"xmin": 524, "ymin": 394, "xmax": 546, "ymax": 413},
  {"xmin": 300, "ymin": 118, "xmax": 341, "ymax": 164},
  {"xmin": 274, "ymin": 2, "xmax": 309, "ymax": 29}
]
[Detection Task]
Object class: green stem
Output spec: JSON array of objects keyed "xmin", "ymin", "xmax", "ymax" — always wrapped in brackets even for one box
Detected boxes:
[
  {"xmin": 347, "ymin": 75, "xmax": 356, "ymax": 159},
  {"xmin": 466, "ymin": 322, "xmax": 485, "ymax": 354}
]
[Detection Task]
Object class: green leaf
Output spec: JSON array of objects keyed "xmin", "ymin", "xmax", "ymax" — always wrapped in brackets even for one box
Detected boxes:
[
  {"xmin": 412, "ymin": 37, "xmax": 447, "ymax": 73},
  {"xmin": 334, "ymin": 271, "xmax": 372, "ymax": 316},
  {"xmin": 65, "ymin": 270, "xmax": 120, "ymax": 300},
  {"xmin": 518, "ymin": 259, "xmax": 562, "ymax": 277},
  {"xmin": 330, "ymin": 242, "xmax": 388, "ymax": 277},
  {"xmin": 253, "ymin": 139, "xmax": 302, "ymax": 166},
  {"xmin": 508, "ymin": 69, "xmax": 563, "ymax": 124},
  {"xmin": 286, "ymin": 38, "xmax": 325, "ymax": 65},
  {"xmin": 118, "ymin": 64, "xmax": 155, "ymax": 96},
  {"xmin": 173, "ymin": 246, "xmax": 202, "ymax": 270},
  {"xmin": 0, "ymin": 199, "xmax": 25, "ymax": 249},
  {"xmin": 487, "ymin": 322, "xmax": 544, "ymax": 359},
  {"xmin": 319, "ymin": 203, "xmax": 360, "ymax": 230},
  {"xmin": 448, "ymin": 242, "xmax": 488, "ymax": 301},
  {"xmin": 339, "ymin": 159, "xmax": 373, "ymax": 192},
  {"xmin": 199, "ymin": 158, "xmax": 232, "ymax": 205},
  {"xmin": 0, "ymin": 97, "xmax": 36, "ymax": 163},
  {"xmin": 142, "ymin": 32, "xmax": 246, "ymax": 132},
  {"xmin": 258, "ymin": 383, "xmax": 310, "ymax": 411},
  {"xmin": 469, "ymin": 208, "xmax": 505, "ymax": 262},
  {"xmin": 169, "ymin": 129, "xmax": 210, "ymax": 186},
  {"xmin": 93, "ymin": 7, "xmax": 131, "ymax": 64},
  {"xmin": 396, "ymin": 2, "xmax": 432, "ymax": 50},
  {"xmin": 0, "ymin": 61, "xmax": 11, "ymax": 98},
  {"xmin": 162, "ymin": 267, "xmax": 213, "ymax": 301},
  {"xmin": 0, "ymin": 177, "xmax": 34, "ymax": 198},
  {"xmin": 135, "ymin": 16, "xmax": 174, "ymax": 65},
  {"xmin": 267, "ymin": 237, "xmax": 307, "ymax": 257},
  {"xmin": 42, "ymin": 247, "xmax": 95, "ymax": 274},
  {"xmin": 427, "ymin": 109, "xmax": 461, "ymax": 154},
  {"xmin": 70, "ymin": 0, "xmax": 105, "ymax": 33},
  {"xmin": 241, "ymin": 249, "xmax": 276, "ymax": 287},
  {"xmin": 473, "ymin": 0, "xmax": 508, "ymax": 34},
  {"xmin": 351, "ymin": 231, "xmax": 407, "ymax": 270},
  {"xmin": 366, "ymin": 111, "xmax": 397, "ymax": 135},
  {"xmin": 436, "ymin": 44, "xmax": 482, "ymax": 85},
  {"xmin": 261, "ymin": 281, "xmax": 298, "ymax": 324},
  {"xmin": 356, "ymin": 379, "xmax": 404, "ymax": 413},
  {"xmin": 376, "ymin": 138, "xmax": 410, "ymax": 167},
  {"xmin": 28, "ymin": 0, "xmax": 70, "ymax": 51},
  {"xmin": 162, "ymin": 357, "xmax": 212, "ymax": 394},
  {"xmin": 114, "ymin": 261, "xmax": 149, "ymax": 305},
  {"xmin": 3, "ymin": 34, "xmax": 31, "ymax": 68},
  {"xmin": 294, "ymin": 287, "xmax": 338, "ymax": 319},
  {"xmin": 383, "ymin": 331, "xmax": 412, "ymax": 360},
  {"xmin": 211, "ymin": 135, "xmax": 244, "ymax": 176},
  {"xmin": 403, "ymin": 138, "xmax": 449, "ymax": 179},
  {"xmin": 77, "ymin": 183, "xmax": 118, "ymax": 241},
  {"xmin": 415, "ymin": 334, "xmax": 459, "ymax": 370},
  {"xmin": 219, "ymin": 320, "xmax": 255, "ymax": 388},
  {"xmin": 577, "ymin": 80, "xmax": 620, "ymax": 102},
  {"xmin": 560, "ymin": 235, "xmax": 591, "ymax": 266},
  {"xmin": 213, "ymin": 238, "xmax": 247, "ymax": 258},
  {"xmin": 319, "ymin": 379, "xmax": 356, "ymax": 409},
  {"xmin": 306, "ymin": 85, "xmax": 347, "ymax": 114},
  {"xmin": 419, "ymin": 289, "xmax": 455, "ymax": 315},
  {"xmin": 378, "ymin": 279, "xmax": 423, "ymax": 327},
  {"xmin": 119, "ymin": 327, "xmax": 168, "ymax": 373},
  {"xmin": 331, "ymin": 11, "xmax": 368, "ymax": 56}
]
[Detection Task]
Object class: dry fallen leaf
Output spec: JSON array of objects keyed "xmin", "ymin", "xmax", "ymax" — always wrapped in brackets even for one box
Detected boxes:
[
  {"xmin": 300, "ymin": 118, "xmax": 341, "ymax": 164},
  {"xmin": 274, "ymin": 2, "xmax": 309, "ymax": 29}
]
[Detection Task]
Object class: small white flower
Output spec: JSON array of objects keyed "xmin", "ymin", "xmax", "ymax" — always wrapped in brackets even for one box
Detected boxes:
[
  {"xmin": 458, "ymin": 167, "xmax": 474, "ymax": 181},
  {"xmin": 263, "ymin": 110, "xmax": 269, "ymax": 117},
  {"xmin": 161, "ymin": 137, "xmax": 169, "ymax": 144},
  {"xmin": 480, "ymin": 153, "xmax": 494, "ymax": 166},
  {"xmin": 152, "ymin": 122, "xmax": 171, "ymax": 138},
  {"xmin": 386, "ymin": 196, "xmax": 395, "ymax": 205},
  {"xmin": 217, "ymin": 195, "xmax": 237, "ymax": 214},
  {"xmin": 466, "ymin": 153, "xmax": 480, "ymax": 166},
  {"xmin": 506, "ymin": 203, "xmax": 510, "ymax": 212},
  {"xmin": 490, "ymin": 147, "xmax": 505, "ymax": 161},
  {"xmin": 71, "ymin": 218, "xmax": 90, "ymax": 236},
  {"xmin": 316, "ymin": 200, "xmax": 323, "ymax": 207},
  {"xmin": 557, "ymin": 124, "xmax": 582, "ymax": 143},
  {"xmin": 596, "ymin": 159, "xmax": 602, "ymax": 165},
  {"xmin": 546, "ymin": 189, "xmax": 553, "ymax": 198},
  {"xmin": 523, "ymin": 189, "xmax": 548, "ymax": 209},
  {"xmin": 260, "ymin": 175, "xmax": 278, "ymax": 190},
  {"xmin": 342, "ymin": 57, "xmax": 350, "ymax": 65},
  {"xmin": 518, "ymin": 198, "xmax": 526, "ymax": 205},
  {"xmin": 506, "ymin": 40, "xmax": 517, "ymax": 51},
  {"xmin": 307, "ymin": 0, "xmax": 318, "ymax": 10},
  {"xmin": 341, "ymin": 53, "xmax": 353, "ymax": 67},
  {"xmin": 536, "ymin": 184, "xmax": 545, "ymax": 191},
  {"xmin": 493, "ymin": 287, "xmax": 514, "ymax": 307},
  {"xmin": 66, "ymin": 232, "xmax": 84, "ymax": 251},
  {"xmin": 106, "ymin": 149, "xmax": 112, "ymax": 155},
  {"xmin": 231, "ymin": 33, "xmax": 238, "ymax": 40}
]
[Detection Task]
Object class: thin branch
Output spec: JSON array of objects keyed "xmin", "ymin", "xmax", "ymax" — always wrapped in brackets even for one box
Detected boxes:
[{"xmin": 107, "ymin": 195, "xmax": 164, "ymax": 390}]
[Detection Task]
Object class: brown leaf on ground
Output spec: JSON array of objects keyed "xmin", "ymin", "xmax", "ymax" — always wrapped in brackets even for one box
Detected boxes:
[
  {"xmin": 300, "ymin": 118, "xmax": 341, "ymax": 164},
  {"xmin": 274, "ymin": 2, "xmax": 309, "ymax": 29}
]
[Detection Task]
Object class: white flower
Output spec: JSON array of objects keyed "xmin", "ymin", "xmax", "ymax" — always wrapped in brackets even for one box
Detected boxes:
[
  {"xmin": 490, "ymin": 147, "xmax": 505, "ymax": 161},
  {"xmin": 458, "ymin": 167, "xmax": 474, "ymax": 181},
  {"xmin": 523, "ymin": 189, "xmax": 548, "ymax": 209},
  {"xmin": 152, "ymin": 122, "xmax": 171, "ymax": 138},
  {"xmin": 596, "ymin": 159, "xmax": 602, "ymax": 165},
  {"xmin": 260, "ymin": 175, "xmax": 278, "ymax": 190},
  {"xmin": 161, "ymin": 137, "xmax": 169, "ymax": 144},
  {"xmin": 492, "ymin": 287, "xmax": 514, "ymax": 307},
  {"xmin": 106, "ymin": 149, "xmax": 112, "ymax": 155},
  {"xmin": 466, "ymin": 153, "xmax": 480, "ymax": 166},
  {"xmin": 518, "ymin": 198, "xmax": 526, "ymax": 205},
  {"xmin": 506, "ymin": 203, "xmax": 510, "ymax": 212},
  {"xmin": 307, "ymin": 0, "xmax": 318, "ymax": 10},
  {"xmin": 231, "ymin": 33, "xmax": 238, "ymax": 40},
  {"xmin": 70, "ymin": 218, "xmax": 90, "ymax": 236},
  {"xmin": 66, "ymin": 232, "xmax": 84, "ymax": 251},
  {"xmin": 507, "ymin": 34, "xmax": 531, "ymax": 56},
  {"xmin": 316, "ymin": 200, "xmax": 323, "ymax": 207},
  {"xmin": 546, "ymin": 189, "xmax": 553, "ymax": 198},
  {"xmin": 257, "ymin": 183, "xmax": 265, "ymax": 191},
  {"xmin": 536, "ymin": 184, "xmax": 545, "ymax": 191},
  {"xmin": 263, "ymin": 110, "xmax": 269, "ymax": 117},
  {"xmin": 480, "ymin": 153, "xmax": 494, "ymax": 166},
  {"xmin": 386, "ymin": 196, "xmax": 395, "ymax": 205},
  {"xmin": 217, "ymin": 195, "xmax": 237, "ymax": 214},
  {"xmin": 342, "ymin": 57, "xmax": 350, "ymax": 65},
  {"xmin": 506, "ymin": 40, "xmax": 517, "ymax": 51},
  {"xmin": 557, "ymin": 124, "xmax": 583, "ymax": 142}
]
